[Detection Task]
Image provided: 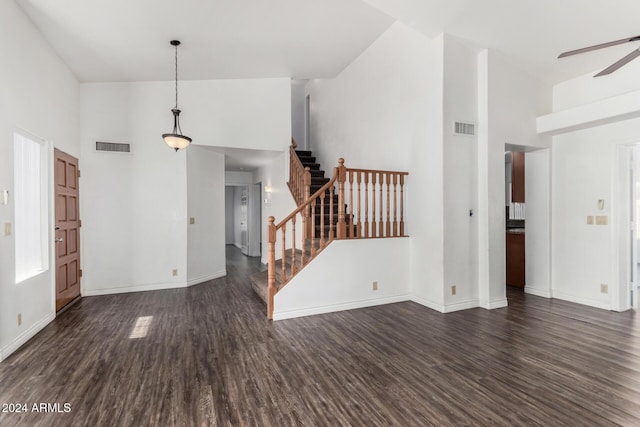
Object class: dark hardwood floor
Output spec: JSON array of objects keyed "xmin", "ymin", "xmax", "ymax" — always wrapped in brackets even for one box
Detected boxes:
[{"xmin": 1, "ymin": 246, "xmax": 640, "ymax": 426}]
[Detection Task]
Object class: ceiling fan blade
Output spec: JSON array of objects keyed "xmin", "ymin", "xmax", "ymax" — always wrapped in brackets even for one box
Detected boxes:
[
  {"xmin": 594, "ymin": 48, "xmax": 640, "ymax": 77},
  {"xmin": 558, "ymin": 35, "xmax": 640, "ymax": 58}
]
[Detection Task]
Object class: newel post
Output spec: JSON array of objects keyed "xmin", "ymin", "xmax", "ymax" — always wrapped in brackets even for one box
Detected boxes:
[
  {"xmin": 267, "ymin": 216, "xmax": 276, "ymax": 320},
  {"xmin": 336, "ymin": 158, "xmax": 347, "ymax": 239}
]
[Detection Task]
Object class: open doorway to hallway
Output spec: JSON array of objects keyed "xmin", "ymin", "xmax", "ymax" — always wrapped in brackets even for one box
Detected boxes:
[
  {"xmin": 504, "ymin": 144, "xmax": 551, "ymax": 299},
  {"xmin": 225, "ymin": 184, "xmax": 261, "ymax": 257}
]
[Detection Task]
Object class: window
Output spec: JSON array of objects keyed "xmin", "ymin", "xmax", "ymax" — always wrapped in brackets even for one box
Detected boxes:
[{"xmin": 14, "ymin": 131, "xmax": 48, "ymax": 283}]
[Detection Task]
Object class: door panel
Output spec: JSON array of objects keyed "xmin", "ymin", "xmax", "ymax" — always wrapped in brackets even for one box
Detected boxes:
[{"xmin": 55, "ymin": 149, "xmax": 81, "ymax": 311}]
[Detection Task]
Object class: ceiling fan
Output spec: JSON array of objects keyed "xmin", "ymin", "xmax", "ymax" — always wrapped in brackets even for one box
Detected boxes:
[{"xmin": 558, "ymin": 35, "xmax": 640, "ymax": 77}]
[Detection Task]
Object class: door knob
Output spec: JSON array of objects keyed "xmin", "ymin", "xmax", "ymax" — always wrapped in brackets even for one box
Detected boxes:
[{"xmin": 55, "ymin": 238, "xmax": 64, "ymax": 243}]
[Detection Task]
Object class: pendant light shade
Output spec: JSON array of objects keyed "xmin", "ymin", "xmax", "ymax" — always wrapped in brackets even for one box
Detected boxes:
[{"xmin": 162, "ymin": 40, "xmax": 191, "ymax": 151}]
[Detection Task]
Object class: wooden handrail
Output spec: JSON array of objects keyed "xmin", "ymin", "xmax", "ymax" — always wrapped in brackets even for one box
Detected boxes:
[
  {"xmin": 267, "ymin": 156, "xmax": 408, "ymax": 319},
  {"xmin": 287, "ymin": 139, "xmax": 311, "ymax": 206}
]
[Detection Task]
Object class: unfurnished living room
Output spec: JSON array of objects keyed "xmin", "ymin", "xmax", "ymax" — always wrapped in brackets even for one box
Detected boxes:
[{"xmin": 2, "ymin": 0, "xmax": 640, "ymax": 425}]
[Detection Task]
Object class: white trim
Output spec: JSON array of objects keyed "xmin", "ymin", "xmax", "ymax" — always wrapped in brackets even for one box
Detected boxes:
[
  {"xmin": 479, "ymin": 298, "xmax": 508, "ymax": 310},
  {"xmin": 443, "ymin": 299, "xmax": 480, "ymax": 313},
  {"xmin": 410, "ymin": 295, "xmax": 445, "ymax": 313},
  {"xmin": 0, "ymin": 312, "xmax": 55, "ymax": 362},
  {"xmin": 82, "ymin": 282, "xmax": 188, "ymax": 296},
  {"xmin": 187, "ymin": 270, "xmax": 226, "ymax": 287},
  {"xmin": 273, "ymin": 294, "xmax": 410, "ymax": 321},
  {"xmin": 551, "ymin": 290, "xmax": 611, "ymax": 311},
  {"xmin": 525, "ymin": 286, "xmax": 552, "ymax": 298}
]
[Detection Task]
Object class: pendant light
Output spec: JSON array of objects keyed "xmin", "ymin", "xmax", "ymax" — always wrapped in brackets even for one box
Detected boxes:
[{"xmin": 162, "ymin": 40, "xmax": 192, "ymax": 151}]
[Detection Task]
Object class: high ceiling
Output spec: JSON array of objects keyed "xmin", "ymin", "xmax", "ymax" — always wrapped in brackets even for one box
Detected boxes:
[{"xmin": 17, "ymin": 0, "xmax": 640, "ymax": 86}]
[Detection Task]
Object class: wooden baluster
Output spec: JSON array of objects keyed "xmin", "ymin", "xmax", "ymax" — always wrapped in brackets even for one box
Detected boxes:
[
  {"xmin": 379, "ymin": 172, "xmax": 384, "ymax": 237},
  {"xmin": 371, "ymin": 172, "xmax": 377, "ymax": 238},
  {"xmin": 400, "ymin": 174, "xmax": 405, "ymax": 236},
  {"xmin": 281, "ymin": 223, "xmax": 287, "ymax": 283},
  {"xmin": 393, "ymin": 174, "xmax": 398, "ymax": 237},
  {"xmin": 364, "ymin": 172, "xmax": 369, "ymax": 238},
  {"xmin": 291, "ymin": 216, "xmax": 297, "ymax": 275},
  {"xmin": 349, "ymin": 170, "xmax": 354, "ymax": 238},
  {"xmin": 320, "ymin": 189, "xmax": 325, "ymax": 247},
  {"xmin": 329, "ymin": 173, "xmax": 335, "ymax": 241},
  {"xmin": 336, "ymin": 159, "xmax": 347, "ymax": 239},
  {"xmin": 356, "ymin": 171, "xmax": 362, "ymax": 238},
  {"xmin": 311, "ymin": 198, "xmax": 316, "ymax": 257},
  {"xmin": 267, "ymin": 216, "xmax": 276, "ymax": 320},
  {"xmin": 303, "ymin": 167, "xmax": 311, "ymax": 264},
  {"xmin": 386, "ymin": 172, "xmax": 391, "ymax": 237}
]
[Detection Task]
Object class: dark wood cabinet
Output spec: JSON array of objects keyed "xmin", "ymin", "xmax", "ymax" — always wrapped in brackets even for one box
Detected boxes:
[
  {"xmin": 511, "ymin": 151, "xmax": 525, "ymax": 203},
  {"xmin": 506, "ymin": 231, "xmax": 525, "ymax": 287}
]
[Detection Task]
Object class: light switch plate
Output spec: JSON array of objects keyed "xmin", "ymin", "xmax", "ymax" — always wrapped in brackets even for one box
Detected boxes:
[
  {"xmin": 4, "ymin": 222, "xmax": 11, "ymax": 236},
  {"xmin": 189, "ymin": 217, "xmax": 195, "ymax": 225},
  {"xmin": 596, "ymin": 215, "xmax": 608, "ymax": 225},
  {"xmin": 587, "ymin": 216, "xmax": 594, "ymax": 225},
  {"xmin": 1, "ymin": 190, "xmax": 8, "ymax": 205}
]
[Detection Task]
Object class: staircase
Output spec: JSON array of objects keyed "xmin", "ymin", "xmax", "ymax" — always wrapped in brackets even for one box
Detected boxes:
[
  {"xmin": 250, "ymin": 147, "xmax": 337, "ymax": 305},
  {"xmin": 251, "ymin": 140, "xmax": 409, "ymax": 319}
]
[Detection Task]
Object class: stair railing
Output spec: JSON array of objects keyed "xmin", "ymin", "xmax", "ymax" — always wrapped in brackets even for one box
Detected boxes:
[
  {"xmin": 287, "ymin": 139, "xmax": 311, "ymax": 205},
  {"xmin": 267, "ymin": 157, "xmax": 409, "ymax": 319}
]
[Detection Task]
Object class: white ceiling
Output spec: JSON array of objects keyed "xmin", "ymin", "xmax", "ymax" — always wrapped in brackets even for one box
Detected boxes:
[
  {"xmin": 363, "ymin": 0, "xmax": 640, "ymax": 85},
  {"xmin": 16, "ymin": 0, "xmax": 393, "ymax": 82},
  {"xmin": 17, "ymin": 0, "xmax": 640, "ymax": 86}
]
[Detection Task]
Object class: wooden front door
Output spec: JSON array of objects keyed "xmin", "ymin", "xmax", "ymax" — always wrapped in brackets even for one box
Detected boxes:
[{"xmin": 55, "ymin": 149, "xmax": 81, "ymax": 311}]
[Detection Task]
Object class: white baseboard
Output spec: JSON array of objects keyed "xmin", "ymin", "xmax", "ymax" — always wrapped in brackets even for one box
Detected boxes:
[
  {"xmin": 187, "ymin": 270, "xmax": 226, "ymax": 287},
  {"xmin": 443, "ymin": 299, "xmax": 480, "ymax": 313},
  {"xmin": 551, "ymin": 290, "xmax": 610, "ymax": 310},
  {"xmin": 410, "ymin": 295, "xmax": 445, "ymax": 313},
  {"xmin": 0, "ymin": 312, "xmax": 55, "ymax": 362},
  {"xmin": 479, "ymin": 298, "xmax": 509, "ymax": 310},
  {"xmin": 273, "ymin": 294, "xmax": 410, "ymax": 321},
  {"xmin": 82, "ymin": 281, "xmax": 188, "ymax": 297},
  {"xmin": 525, "ymin": 286, "xmax": 552, "ymax": 298}
]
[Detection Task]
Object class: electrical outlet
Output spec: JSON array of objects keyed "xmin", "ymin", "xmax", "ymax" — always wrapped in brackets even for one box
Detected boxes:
[
  {"xmin": 451, "ymin": 285, "xmax": 457, "ymax": 296},
  {"xmin": 17, "ymin": 313, "xmax": 21, "ymax": 326},
  {"xmin": 189, "ymin": 217, "xmax": 195, "ymax": 225},
  {"xmin": 372, "ymin": 281, "xmax": 378, "ymax": 291},
  {"xmin": 600, "ymin": 283, "xmax": 608, "ymax": 294},
  {"xmin": 172, "ymin": 269, "xmax": 178, "ymax": 277},
  {"xmin": 4, "ymin": 222, "xmax": 11, "ymax": 236},
  {"xmin": 587, "ymin": 216, "xmax": 594, "ymax": 225}
]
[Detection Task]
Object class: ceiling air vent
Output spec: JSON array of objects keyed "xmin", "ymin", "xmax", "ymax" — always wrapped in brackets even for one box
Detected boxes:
[
  {"xmin": 96, "ymin": 141, "xmax": 131, "ymax": 153},
  {"xmin": 453, "ymin": 121, "xmax": 476, "ymax": 136}
]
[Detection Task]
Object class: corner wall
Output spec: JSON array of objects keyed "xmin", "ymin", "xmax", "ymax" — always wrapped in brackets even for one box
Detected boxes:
[{"xmin": 0, "ymin": 1, "xmax": 79, "ymax": 360}]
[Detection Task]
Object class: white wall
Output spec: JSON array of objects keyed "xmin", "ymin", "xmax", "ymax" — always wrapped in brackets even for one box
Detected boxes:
[
  {"xmin": 547, "ymin": 60, "xmax": 640, "ymax": 311},
  {"xmin": 0, "ymin": 0, "xmax": 79, "ymax": 360},
  {"xmin": 80, "ymin": 78, "xmax": 290, "ymax": 296},
  {"xmin": 477, "ymin": 50, "xmax": 552, "ymax": 309},
  {"xmin": 442, "ymin": 35, "xmax": 479, "ymax": 309},
  {"xmin": 291, "ymin": 80, "xmax": 307, "ymax": 148},
  {"xmin": 274, "ymin": 238, "xmax": 410, "ymax": 319},
  {"xmin": 525, "ymin": 149, "xmax": 551, "ymax": 298},
  {"xmin": 306, "ymin": 22, "xmax": 445, "ymax": 310},
  {"xmin": 187, "ymin": 146, "xmax": 226, "ymax": 286}
]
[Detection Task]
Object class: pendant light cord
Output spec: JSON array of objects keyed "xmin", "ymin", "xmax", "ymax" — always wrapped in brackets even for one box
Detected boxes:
[{"xmin": 174, "ymin": 43, "xmax": 179, "ymax": 109}]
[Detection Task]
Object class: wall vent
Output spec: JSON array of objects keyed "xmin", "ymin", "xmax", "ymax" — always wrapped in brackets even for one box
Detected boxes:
[
  {"xmin": 96, "ymin": 141, "xmax": 131, "ymax": 153},
  {"xmin": 453, "ymin": 121, "xmax": 476, "ymax": 136}
]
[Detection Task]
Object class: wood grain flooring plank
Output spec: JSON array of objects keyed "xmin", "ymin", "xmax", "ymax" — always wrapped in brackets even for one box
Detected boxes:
[{"xmin": 1, "ymin": 248, "xmax": 640, "ymax": 426}]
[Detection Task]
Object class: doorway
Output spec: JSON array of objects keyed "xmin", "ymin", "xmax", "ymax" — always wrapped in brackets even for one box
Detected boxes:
[
  {"xmin": 616, "ymin": 144, "xmax": 640, "ymax": 311},
  {"xmin": 54, "ymin": 149, "xmax": 81, "ymax": 311},
  {"xmin": 225, "ymin": 184, "xmax": 261, "ymax": 258}
]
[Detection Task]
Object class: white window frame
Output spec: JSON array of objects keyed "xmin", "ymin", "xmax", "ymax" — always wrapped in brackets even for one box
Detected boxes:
[{"xmin": 14, "ymin": 130, "xmax": 49, "ymax": 284}]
